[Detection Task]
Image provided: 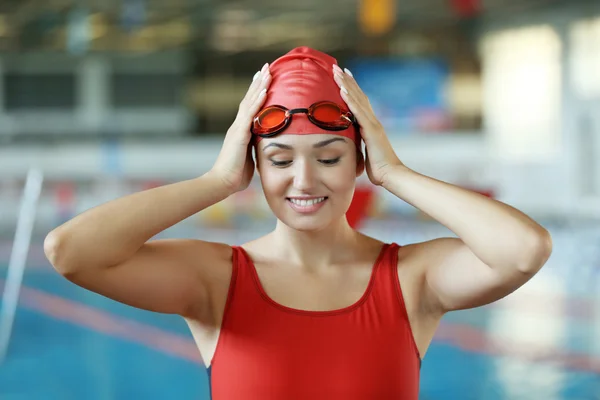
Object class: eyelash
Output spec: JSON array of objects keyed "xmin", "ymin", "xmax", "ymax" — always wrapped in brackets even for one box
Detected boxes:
[
  {"xmin": 320, "ymin": 157, "xmax": 341, "ymax": 165},
  {"xmin": 270, "ymin": 158, "xmax": 341, "ymax": 167}
]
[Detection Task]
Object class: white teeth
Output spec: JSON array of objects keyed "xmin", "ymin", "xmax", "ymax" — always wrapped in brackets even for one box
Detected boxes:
[{"xmin": 289, "ymin": 197, "xmax": 326, "ymax": 207}]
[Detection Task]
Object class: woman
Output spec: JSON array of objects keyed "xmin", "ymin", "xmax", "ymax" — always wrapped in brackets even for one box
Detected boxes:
[{"xmin": 44, "ymin": 47, "xmax": 553, "ymax": 399}]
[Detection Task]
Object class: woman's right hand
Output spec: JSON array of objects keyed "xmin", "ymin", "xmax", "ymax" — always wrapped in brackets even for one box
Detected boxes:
[{"xmin": 211, "ymin": 62, "xmax": 272, "ymax": 193}]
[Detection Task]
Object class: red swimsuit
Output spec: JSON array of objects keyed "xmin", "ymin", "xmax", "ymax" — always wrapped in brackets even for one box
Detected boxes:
[{"xmin": 208, "ymin": 243, "xmax": 421, "ymax": 399}]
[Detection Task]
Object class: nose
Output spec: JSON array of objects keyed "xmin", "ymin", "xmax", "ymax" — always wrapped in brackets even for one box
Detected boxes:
[{"xmin": 293, "ymin": 159, "xmax": 316, "ymax": 192}]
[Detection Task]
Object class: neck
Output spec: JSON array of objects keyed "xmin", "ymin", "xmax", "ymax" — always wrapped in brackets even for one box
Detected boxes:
[{"xmin": 271, "ymin": 217, "xmax": 359, "ymax": 269}]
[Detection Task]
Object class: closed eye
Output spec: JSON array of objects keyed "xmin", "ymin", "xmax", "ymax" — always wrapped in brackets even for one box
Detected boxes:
[
  {"xmin": 319, "ymin": 157, "xmax": 341, "ymax": 165},
  {"xmin": 270, "ymin": 159, "xmax": 292, "ymax": 167}
]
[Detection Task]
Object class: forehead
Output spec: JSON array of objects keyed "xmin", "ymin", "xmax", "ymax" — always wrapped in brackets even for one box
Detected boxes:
[{"xmin": 260, "ymin": 133, "xmax": 347, "ymax": 149}]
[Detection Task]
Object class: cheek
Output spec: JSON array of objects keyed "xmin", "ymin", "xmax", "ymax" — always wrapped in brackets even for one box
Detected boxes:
[
  {"xmin": 329, "ymin": 168, "xmax": 356, "ymax": 193},
  {"xmin": 258, "ymin": 167, "xmax": 287, "ymax": 196},
  {"xmin": 331, "ymin": 156, "xmax": 358, "ymax": 186}
]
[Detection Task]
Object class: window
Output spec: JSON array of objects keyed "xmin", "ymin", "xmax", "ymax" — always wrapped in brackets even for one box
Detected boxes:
[
  {"xmin": 111, "ymin": 74, "xmax": 184, "ymax": 108},
  {"xmin": 4, "ymin": 73, "xmax": 76, "ymax": 110}
]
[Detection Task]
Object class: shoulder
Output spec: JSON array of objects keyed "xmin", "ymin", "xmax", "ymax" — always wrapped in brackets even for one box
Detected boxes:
[
  {"xmin": 179, "ymin": 239, "xmax": 236, "ymax": 321},
  {"xmin": 236, "ymin": 235, "xmax": 272, "ymax": 264},
  {"xmin": 162, "ymin": 239, "xmax": 236, "ymax": 296},
  {"xmin": 357, "ymin": 233, "xmax": 388, "ymax": 255}
]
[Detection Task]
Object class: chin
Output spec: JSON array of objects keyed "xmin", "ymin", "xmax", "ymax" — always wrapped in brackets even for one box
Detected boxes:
[
  {"xmin": 273, "ymin": 202, "xmax": 349, "ymax": 232},
  {"xmin": 279, "ymin": 216, "xmax": 333, "ymax": 232}
]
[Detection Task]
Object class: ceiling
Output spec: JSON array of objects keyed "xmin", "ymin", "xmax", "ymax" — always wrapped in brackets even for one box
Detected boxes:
[
  {"xmin": 0, "ymin": 0, "xmax": 573, "ymax": 22},
  {"xmin": 0, "ymin": 0, "xmax": 579, "ymax": 53}
]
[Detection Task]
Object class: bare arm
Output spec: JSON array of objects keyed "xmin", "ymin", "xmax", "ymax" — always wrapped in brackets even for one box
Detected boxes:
[
  {"xmin": 45, "ymin": 63, "xmax": 272, "ymax": 319},
  {"xmin": 330, "ymin": 66, "xmax": 552, "ymax": 314},
  {"xmin": 44, "ymin": 172, "xmax": 233, "ymax": 318},
  {"xmin": 384, "ymin": 165, "xmax": 553, "ymax": 313}
]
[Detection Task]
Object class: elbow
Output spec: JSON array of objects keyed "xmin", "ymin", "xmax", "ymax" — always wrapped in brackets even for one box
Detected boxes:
[
  {"xmin": 44, "ymin": 231, "xmax": 76, "ymax": 276},
  {"xmin": 516, "ymin": 228, "xmax": 553, "ymax": 275},
  {"xmin": 43, "ymin": 231, "xmax": 60, "ymax": 266}
]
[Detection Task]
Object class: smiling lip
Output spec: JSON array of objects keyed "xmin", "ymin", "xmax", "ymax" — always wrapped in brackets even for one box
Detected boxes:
[{"xmin": 286, "ymin": 196, "xmax": 328, "ymax": 214}]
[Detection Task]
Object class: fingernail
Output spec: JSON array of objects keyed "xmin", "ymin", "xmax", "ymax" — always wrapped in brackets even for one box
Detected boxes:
[
  {"xmin": 253, "ymin": 71, "xmax": 260, "ymax": 82},
  {"xmin": 344, "ymin": 68, "xmax": 353, "ymax": 77},
  {"xmin": 341, "ymin": 86, "xmax": 348, "ymax": 94},
  {"xmin": 259, "ymin": 88, "xmax": 267, "ymax": 97},
  {"xmin": 261, "ymin": 63, "xmax": 269, "ymax": 73},
  {"xmin": 333, "ymin": 64, "xmax": 342, "ymax": 71}
]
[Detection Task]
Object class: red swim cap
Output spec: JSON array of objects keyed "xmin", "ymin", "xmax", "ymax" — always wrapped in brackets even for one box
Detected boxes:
[{"xmin": 254, "ymin": 46, "xmax": 360, "ymax": 145}]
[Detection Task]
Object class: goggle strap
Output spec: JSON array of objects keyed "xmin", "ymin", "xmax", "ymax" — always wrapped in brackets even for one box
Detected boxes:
[{"xmin": 288, "ymin": 108, "xmax": 309, "ymax": 115}]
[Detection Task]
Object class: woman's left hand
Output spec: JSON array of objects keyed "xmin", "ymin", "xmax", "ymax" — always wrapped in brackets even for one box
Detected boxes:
[{"xmin": 332, "ymin": 64, "xmax": 403, "ymax": 187}]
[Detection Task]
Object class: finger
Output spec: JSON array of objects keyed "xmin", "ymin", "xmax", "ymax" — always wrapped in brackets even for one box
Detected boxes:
[
  {"xmin": 244, "ymin": 71, "xmax": 263, "ymax": 103},
  {"xmin": 246, "ymin": 70, "xmax": 271, "ymax": 113},
  {"xmin": 249, "ymin": 71, "xmax": 271, "ymax": 104},
  {"xmin": 332, "ymin": 71, "xmax": 359, "ymax": 108},
  {"xmin": 238, "ymin": 82, "xmax": 271, "ymax": 130},
  {"xmin": 336, "ymin": 79, "xmax": 380, "ymax": 131},
  {"xmin": 334, "ymin": 75, "xmax": 365, "ymax": 118},
  {"xmin": 248, "ymin": 88, "xmax": 268, "ymax": 118},
  {"xmin": 333, "ymin": 69, "xmax": 363, "ymax": 107},
  {"xmin": 342, "ymin": 73, "xmax": 369, "ymax": 106},
  {"xmin": 239, "ymin": 65, "xmax": 271, "ymax": 118},
  {"xmin": 343, "ymin": 67, "xmax": 365, "ymax": 98},
  {"xmin": 333, "ymin": 69, "xmax": 380, "ymax": 125},
  {"xmin": 243, "ymin": 63, "xmax": 270, "ymax": 103},
  {"xmin": 252, "ymin": 63, "xmax": 269, "ymax": 87},
  {"xmin": 333, "ymin": 66, "xmax": 370, "ymax": 105}
]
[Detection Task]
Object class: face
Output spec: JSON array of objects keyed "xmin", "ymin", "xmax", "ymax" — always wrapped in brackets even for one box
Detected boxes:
[{"xmin": 256, "ymin": 133, "xmax": 364, "ymax": 232}]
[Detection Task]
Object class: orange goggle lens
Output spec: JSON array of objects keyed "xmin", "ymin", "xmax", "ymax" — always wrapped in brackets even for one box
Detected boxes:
[
  {"xmin": 257, "ymin": 107, "xmax": 287, "ymax": 130},
  {"xmin": 252, "ymin": 101, "xmax": 355, "ymax": 137}
]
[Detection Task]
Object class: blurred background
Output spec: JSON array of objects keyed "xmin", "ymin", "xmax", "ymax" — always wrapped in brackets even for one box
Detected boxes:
[{"xmin": 0, "ymin": 0, "xmax": 599, "ymax": 399}]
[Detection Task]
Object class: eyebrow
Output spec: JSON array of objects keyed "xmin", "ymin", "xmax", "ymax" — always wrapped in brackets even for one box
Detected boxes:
[
  {"xmin": 313, "ymin": 137, "xmax": 347, "ymax": 148},
  {"xmin": 262, "ymin": 137, "xmax": 347, "ymax": 151}
]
